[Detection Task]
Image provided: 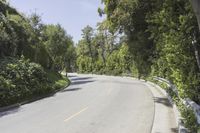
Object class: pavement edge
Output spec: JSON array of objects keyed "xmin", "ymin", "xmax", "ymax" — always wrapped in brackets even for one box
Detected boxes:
[{"xmin": 147, "ymin": 81, "xmax": 188, "ymax": 133}]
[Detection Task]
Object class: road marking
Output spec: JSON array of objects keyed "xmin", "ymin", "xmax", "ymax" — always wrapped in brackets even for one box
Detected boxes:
[{"xmin": 64, "ymin": 107, "xmax": 88, "ymax": 122}]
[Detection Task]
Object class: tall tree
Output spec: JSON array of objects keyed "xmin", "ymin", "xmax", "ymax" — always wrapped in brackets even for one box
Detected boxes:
[
  {"xmin": 191, "ymin": 0, "xmax": 200, "ymax": 30},
  {"xmin": 42, "ymin": 24, "xmax": 72, "ymax": 72},
  {"xmin": 81, "ymin": 25, "xmax": 94, "ymax": 71},
  {"xmin": 191, "ymin": 0, "xmax": 200, "ymax": 71},
  {"xmin": 29, "ymin": 13, "xmax": 44, "ymax": 63},
  {"xmin": 101, "ymin": 0, "xmax": 155, "ymax": 78},
  {"xmin": 0, "ymin": 1, "xmax": 30, "ymax": 57}
]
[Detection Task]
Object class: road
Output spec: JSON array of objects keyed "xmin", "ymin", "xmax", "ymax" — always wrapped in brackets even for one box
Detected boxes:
[{"xmin": 0, "ymin": 73, "xmax": 177, "ymax": 133}]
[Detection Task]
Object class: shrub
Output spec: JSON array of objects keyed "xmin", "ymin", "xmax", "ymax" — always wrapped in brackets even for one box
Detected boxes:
[{"xmin": 0, "ymin": 57, "xmax": 53, "ymax": 107}]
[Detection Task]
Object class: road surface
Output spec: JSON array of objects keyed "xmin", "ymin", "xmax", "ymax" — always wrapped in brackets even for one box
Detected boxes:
[{"xmin": 0, "ymin": 73, "xmax": 177, "ymax": 133}]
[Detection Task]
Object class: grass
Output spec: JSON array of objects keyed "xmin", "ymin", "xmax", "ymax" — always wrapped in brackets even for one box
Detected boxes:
[{"xmin": 46, "ymin": 70, "xmax": 70, "ymax": 91}]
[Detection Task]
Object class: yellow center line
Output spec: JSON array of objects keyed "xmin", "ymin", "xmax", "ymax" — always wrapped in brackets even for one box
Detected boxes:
[{"xmin": 64, "ymin": 107, "xmax": 88, "ymax": 122}]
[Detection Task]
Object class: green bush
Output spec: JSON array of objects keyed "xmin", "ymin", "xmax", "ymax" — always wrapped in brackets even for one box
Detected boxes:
[
  {"xmin": 178, "ymin": 102, "xmax": 199, "ymax": 132},
  {"xmin": 46, "ymin": 70, "xmax": 69, "ymax": 90},
  {"xmin": 76, "ymin": 55, "xmax": 93, "ymax": 73},
  {"xmin": 0, "ymin": 57, "xmax": 53, "ymax": 107}
]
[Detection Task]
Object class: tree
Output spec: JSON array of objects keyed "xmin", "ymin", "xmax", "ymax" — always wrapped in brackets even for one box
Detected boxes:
[
  {"xmin": 63, "ymin": 38, "xmax": 76, "ymax": 72},
  {"xmin": 42, "ymin": 24, "xmax": 72, "ymax": 72},
  {"xmin": 81, "ymin": 25, "xmax": 94, "ymax": 71},
  {"xmin": 0, "ymin": 1, "xmax": 74, "ymax": 107},
  {"xmin": 191, "ymin": 0, "xmax": 200, "ymax": 31},
  {"xmin": 28, "ymin": 13, "xmax": 44, "ymax": 63},
  {"xmin": 190, "ymin": 0, "xmax": 200, "ymax": 71},
  {"xmin": 101, "ymin": 0, "xmax": 155, "ymax": 78},
  {"xmin": 0, "ymin": 1, "xmax": 31, "ymax": 58},
  {"xmin": 76, "ymin": 23, "xmax": 133, "ymax": 75}
]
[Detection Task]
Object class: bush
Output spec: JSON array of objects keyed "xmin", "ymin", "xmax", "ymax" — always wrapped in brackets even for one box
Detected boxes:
[
  {"xmin": 0, "ymin": 57, "xmax": 53, "ymax": 107},
  {"xmin": 46, "ymin": 70, "xmax": 69, "ymax": 90},
  {"xmin": 178, "ymin": 102, "xmax": 199, "ymax": 132}
]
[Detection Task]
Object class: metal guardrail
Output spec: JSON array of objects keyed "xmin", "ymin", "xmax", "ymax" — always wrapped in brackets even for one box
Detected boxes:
[
  {"xmin": 154, "ymin": 77, "xmax": 179, "ymax": 96},
  {"xmin": 184, "ymin": 98, "xmax": 200, "ymax": 124},
  {"xmin": 153, "ymin": 77, "xmax": 200, "ymax": 125}
]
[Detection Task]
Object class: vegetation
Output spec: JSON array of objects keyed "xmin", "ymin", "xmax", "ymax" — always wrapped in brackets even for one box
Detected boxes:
[
  {"xmin": 1, "ymin": 0, "xmax": 200, "ymax": 131},
  {"xmin": 97, "ymin": 0, "xmax": 200, "ymax": 132},
  {"xmin": 76, "ymin": 0, "xmax": 200, "ymax": 131},
  {"xmin": 1, "ymin": 57, "xmax": 50, "ymax": 106},
  {"xmin": 76, "ymin": 24, "xmax": 135, "ymax": 76},
  {"xmin": 0, "ymin": 1, "xmax": 75, "ymax": 107}
]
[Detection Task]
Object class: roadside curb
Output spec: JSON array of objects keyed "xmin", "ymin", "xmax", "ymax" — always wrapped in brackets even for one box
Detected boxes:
[
  {"xmin": 0, "ymin": 80, "xmax": 71, "ymax": 113},
  {"xmin": 147, "ymin": 81, "xmax": 188, "ymax": 133}
]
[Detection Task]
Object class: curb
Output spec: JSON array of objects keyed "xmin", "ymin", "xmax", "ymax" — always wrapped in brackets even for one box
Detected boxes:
[{"xmin": 147, "ymin": 81, "xmax": 188, "ymax": 133}]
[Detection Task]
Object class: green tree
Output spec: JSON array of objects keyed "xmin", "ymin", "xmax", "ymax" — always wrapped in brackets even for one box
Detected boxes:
[
  {"xmin": 28, "ymin": 13, "xmax": 44, "ymax": 63},
  {"xmin": 42, "ymin": 24, "xmax": 73, "ymax": 72},
  {"xmin": 81, "ymin": 25, "xmax": 95, "ymax": 71},
  {"xmin": 76, "ymin": 24, "xmax": 133, "ymax": 76},
  {"xmin": 0, "ymin": 1, "xmax": 73, "ymax": 107},
  {"xmin": 101, "ymin": 0, "xmax": 155, "ymax": 78}
]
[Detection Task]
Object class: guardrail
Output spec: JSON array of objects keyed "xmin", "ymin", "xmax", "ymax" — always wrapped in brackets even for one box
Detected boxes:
[{"xmin": 153, "ymin": 77, "xmax": 200, "ymax": 132}]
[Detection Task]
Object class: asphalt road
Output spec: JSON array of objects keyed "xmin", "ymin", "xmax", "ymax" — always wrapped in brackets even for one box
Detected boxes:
[{"xmin": 0, "ymin": 73, "xmax": 177, "ymax": 133}]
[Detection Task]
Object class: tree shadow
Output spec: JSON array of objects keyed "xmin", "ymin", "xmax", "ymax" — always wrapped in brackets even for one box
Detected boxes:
[
  {"xmin": 0, "ymin": 76, "xmax": 95, "ymax": 118},
  {"xmin": 60, "ymin": 88, "xmax": 82, "ymax": 92},
  {"xmin": 70, "ymin": 80, "xmax": 95, "ymax": 85},
  {"xmin": 0, "ymin": 93, "xmax": 56, "ymax": 118},
  {"xmin": 153, "ymin": 97, "xmax": 172, "ymax": 107},
  {"xmin": 0, "ymin": 106, "xmax": 21, "ymax": 118},
  {"xmin": 71, "ymin": 77, "xmax": 93, "ymax": 81},
  {"xmin": 171, "ymin": 127, "xmax": 178, "ymax": 133},
  {"xmin": 68, "ymin": 75, "xmax": 78, "ymax": 78}
]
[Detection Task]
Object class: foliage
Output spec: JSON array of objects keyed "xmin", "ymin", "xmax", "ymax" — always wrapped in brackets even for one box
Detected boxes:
[
  {"xmin": 147, "ymin": 0, "xmax": 200, "ymax": 103},
  {"xmin": 178, "ymin": 102, "xmax": 199, "ymax": 132},
  {"xmin": 76, "ymin": 55, "xmax": 93, "ymax": 73},
  {"xmin": 0, "ymin": 1, "xmax": 74, "ymax": 107},
  {"xmin": 105, "ymin": 44, "xmax": 133, "ymax": 75},
  {"xmin": 101, "ymin": 0, "xmax": 155, "ymax": 77},
  {"xmin": 99, "ymin": 0, "xmax": 200, "ymax": 131},
  {"xmin": 46, "ymin": 70, "xmax": 69, "ymax": 90},
  {"xmin": 0, "ymin": 1, "xmax": 76, "ymax": 71},
  {"xmin": 42, "ymin": 24, "xmax": 74, "ymax": 72},
  {"xmin": 0, "ymin": 57, "xmax": 70, "ymax": 107},
  {"xmin": 0, "ymin": 1, "xmax": 30, "ymax": 57},
  {"xmin": 76, "ymin": 36, "xmax": 134, "ymax": 76},
  {"xmin": 151, "ymin": 77, "xmax": 200, "ymax": 132},
  {"xmin": 0, "ymin": 57, "xmax": 52, "ymax": 106}
]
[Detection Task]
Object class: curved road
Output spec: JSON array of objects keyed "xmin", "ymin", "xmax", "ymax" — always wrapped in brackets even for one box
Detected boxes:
[{"xmin": 0, "ymin": 73, "xmax": 177, "ymax": 133}]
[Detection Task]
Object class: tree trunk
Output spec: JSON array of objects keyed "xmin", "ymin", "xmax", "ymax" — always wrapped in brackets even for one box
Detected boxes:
[
  {"xmin": 12, "ymin": 44, "xmax": 17, "ymax": 57},
  {"xmin": 191, "ymin": 0, "xmax": 200, "ymax": 71},
  {"xmin": 34, "ymin": 46, "xmax": 38, "ymax": 63},
  {"xmin": 192, "ymin": 37, "xmax": 200, "ymax": 71},
  {"xmin": 191, "ymin": 0, "xmax": 200, "ymax": 31},
  {"xmin": 101, "ymin": 34, "xmax": 106, "ymax": 65}
]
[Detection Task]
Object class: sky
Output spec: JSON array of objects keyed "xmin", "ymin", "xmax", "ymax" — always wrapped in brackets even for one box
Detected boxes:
[{"xmin": 9, "ymin": 0, "xmax": 105, "ymax": 43}]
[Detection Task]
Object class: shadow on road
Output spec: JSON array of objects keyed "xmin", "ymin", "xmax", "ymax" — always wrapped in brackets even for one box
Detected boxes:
[
  {"xmin": 0, "ymin": 76, "xmax": 95, "ymax": 117},
  {"xmin": 71, "ymin": 77, "xmax": 93, "ymax": 81},
  {"xmin": 68, "ymin": 75, "xmax": 78, "ymax": 78},
  {"xmin": 0, "ymin": 106, "xmax": 20, "ymax": 118},
  {"xmin": 171, "ymin": 127, "xmax": 178, "ymax": 133},
  {"xmin": 70, "ymin": 80, "xmax": 95, "ymax": 85},
  {"xmin": 153, "ymin": 97, "xmax": 172, "ymax": 107},
  {"xmin": 0, "ymin": 93, "xmax": 56, "ymax": 118},
  {"xmin": 60, "ymin": 88, "xmax": 82, "ymax": 92}
]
